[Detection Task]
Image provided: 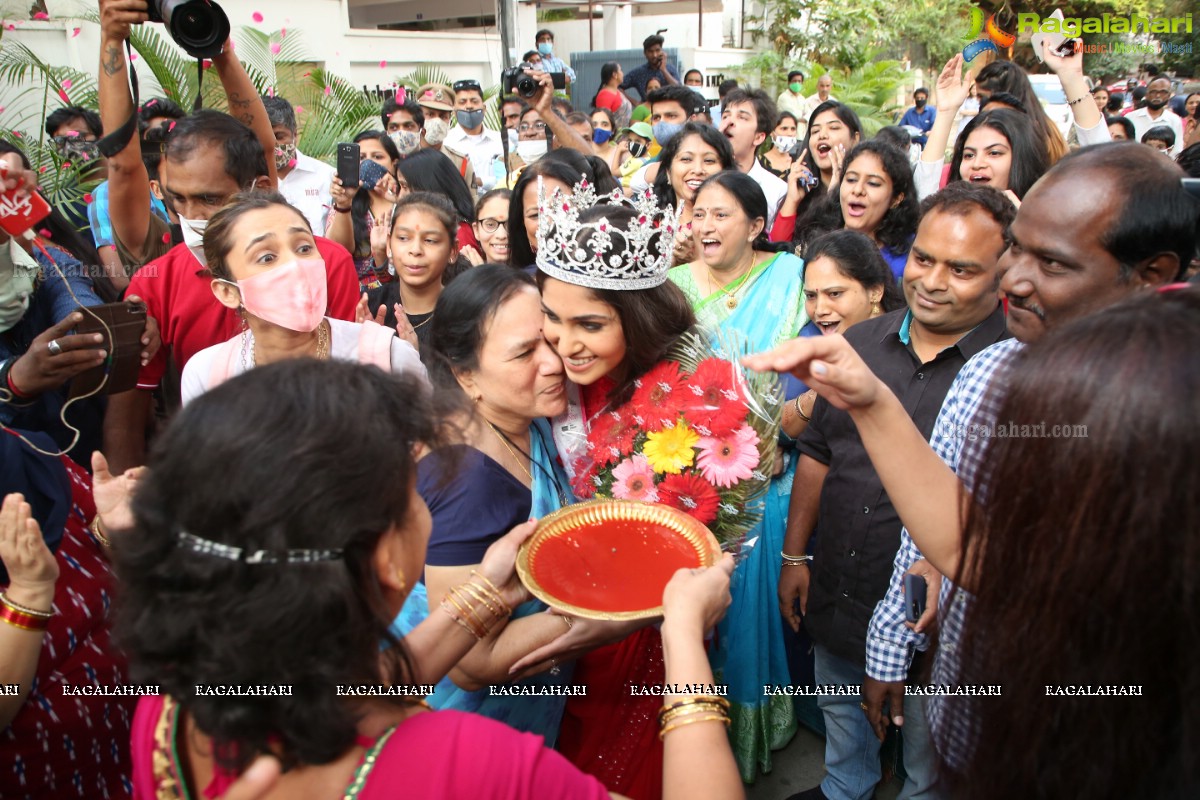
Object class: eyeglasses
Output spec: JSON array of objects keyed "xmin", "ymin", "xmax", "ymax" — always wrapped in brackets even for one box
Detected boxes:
[
  {"xmin": 1146, "ymin": 89, "xmax": 1170, "ymax": 97},
  {"xmin": 476, "ymin": 217, "xmax": 507, "ymax": 232},
  {"xmin": 518, "ymin": 122, "xmax": 548, "ymax": 132}
]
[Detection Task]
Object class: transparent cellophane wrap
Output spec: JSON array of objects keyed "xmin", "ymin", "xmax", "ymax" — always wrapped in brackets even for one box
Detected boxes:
[{"xmin": 558, "ymin": 327, "xmax": 783, "ymax": 561}]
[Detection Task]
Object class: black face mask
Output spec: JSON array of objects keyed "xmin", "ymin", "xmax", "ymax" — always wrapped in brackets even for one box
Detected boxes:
[{"xmin": 915, "ymin": 97, "xmax": 927, "ymax": 108}]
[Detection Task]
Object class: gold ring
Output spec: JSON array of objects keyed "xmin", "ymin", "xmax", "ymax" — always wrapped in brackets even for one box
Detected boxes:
[{"xmin": 562, "ymin": 616, "xmax": 573, "ymax": 631}]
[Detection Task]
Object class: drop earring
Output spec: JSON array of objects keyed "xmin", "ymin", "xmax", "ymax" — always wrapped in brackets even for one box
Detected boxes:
[{"xmin": 395, "ymin": 567, "xmax": 407, "ymax": 595}]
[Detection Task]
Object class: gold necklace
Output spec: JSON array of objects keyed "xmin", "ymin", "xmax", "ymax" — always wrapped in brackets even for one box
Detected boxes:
[
  {"xmin": 244, "ymin": 319, "xmax": 330, "ymax": 369},
  {"xmin": 484, "ymin": 420, "xmax": 533, "ymax": 483},
  {"xmin": 707, "ymin": 253, "xmax": 757, "ymax": 310},
  {"xmin": 409, "ymin": 312, "xmax": 434, "ymax": 330}
]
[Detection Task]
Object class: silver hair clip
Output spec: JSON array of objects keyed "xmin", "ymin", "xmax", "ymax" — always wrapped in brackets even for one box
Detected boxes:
[{"xmin": 177, "ymin": 531, "xmax": 344, "ymax": 564}]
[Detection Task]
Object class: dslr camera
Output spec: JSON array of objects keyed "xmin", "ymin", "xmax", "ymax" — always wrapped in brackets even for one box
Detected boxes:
[
  {"xmin": 146, "ymin": 0, "xmax": 231, "ymax": 59},
  {"xmin": 501, "ymin": 63, "xmax": 567, "ymax": 98}
]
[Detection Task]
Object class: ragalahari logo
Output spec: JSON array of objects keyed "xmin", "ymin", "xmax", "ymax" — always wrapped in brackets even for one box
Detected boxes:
[{"xmin": 963, "ymin": 6, "xmax": 1017, "ymax": 62}]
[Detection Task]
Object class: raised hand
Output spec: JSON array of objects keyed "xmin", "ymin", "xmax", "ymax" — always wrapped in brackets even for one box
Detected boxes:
[
  {"xmin": 743, "ymin": 334, "xmax": 884, "ymax": 412},
  {"xmin": 91, "ymin": 451, "xmax": 145, "ymax": 534},
  {"xmin": 662, "ymin": 554, "xmax": 735, "ymax": 637},
  {"xmin": 0, "ymin": 493, "xmax": 59, "ymax": 605},
  {"xmin": 934, "ymin": 53, "xmax": 970, "ymax": 113}
]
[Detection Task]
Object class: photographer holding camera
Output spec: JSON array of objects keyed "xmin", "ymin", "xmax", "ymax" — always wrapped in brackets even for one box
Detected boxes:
[{"xmin": 498, "ymin": 66, "xmax": 592, "ymax": 179}]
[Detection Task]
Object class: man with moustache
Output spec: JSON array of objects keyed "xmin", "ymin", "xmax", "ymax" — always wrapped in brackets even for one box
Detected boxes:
[
  {"xmin": 1127, "ymin": 77, "xmax": 1185, "ymax": 156},
  {"xmin": 778, "ymin": 182, "xmax": 1013, "ymax": 800},
  {"xmin": 748, "ymin": 142, "xmax": 1192, "ymax": 781}
]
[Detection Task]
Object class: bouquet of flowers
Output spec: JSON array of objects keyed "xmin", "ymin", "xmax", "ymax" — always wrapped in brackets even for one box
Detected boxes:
[{"xmin": 570, "ymin": 329, "xmax": 782, "ymax": 554}]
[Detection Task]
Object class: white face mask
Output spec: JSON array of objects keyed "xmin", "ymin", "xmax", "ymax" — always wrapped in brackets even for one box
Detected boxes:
[
  {"xmin": 424, "ymin": 118, "xmax": 450, "ymax": 146},
  {"xmin": 389, "ymin": 129, "xmax": 420, "ymax": 156},
  {"xmin": 0, "ymin": 239, "xmax": 38, "ymax": 333},
  {"xmin": 773, "ymin": 136, "xmax": 797, "ymax": 153},
  {"xmin": 516, "ymin": 139, "xmax": 548, "ymax": 164},
  {"xmin": 179, "ymin": 215, "xmax": 208, "ymax": 266}
]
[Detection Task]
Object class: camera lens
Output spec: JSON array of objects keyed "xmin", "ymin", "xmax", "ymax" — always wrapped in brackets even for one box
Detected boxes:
[
  {"xmin": 159, "ymin": 0, "xmax": 230, "ymax": 58},
  {"xmin": 177, "ymin": 8, "xmax": 215, "ymax": 41},
  {"xmin": 516, "ymin": 75, "xmax": 537, "ymax": 98}
]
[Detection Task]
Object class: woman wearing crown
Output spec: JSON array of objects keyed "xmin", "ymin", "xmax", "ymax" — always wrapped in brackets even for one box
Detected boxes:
[
  {"xmin": 526, "ymin": 177, "xmax": 781, "ymax": 799},
  {"xmin": 668, "ymin": 171, "xmax": 807, "ymax": 781}
]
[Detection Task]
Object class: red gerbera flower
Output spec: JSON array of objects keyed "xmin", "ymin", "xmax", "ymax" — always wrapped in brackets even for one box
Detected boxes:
[
  {"xmin": 683, "ymin": 357, "xmax": 747, "ymax": 437},
  {"xmin": 570, "ymin": 457, "xmax": 600, "ymax": 499},
  {"xmin": 630, "ymin": 361, "xmax": 687, "ymax": 431},
  {"xmin": 586, "ymin": 409, "xmax": 640, "ymax": 466},
  {"xmin": 658, "ymin": 473, "xmax": 721, "ymax": 526}
]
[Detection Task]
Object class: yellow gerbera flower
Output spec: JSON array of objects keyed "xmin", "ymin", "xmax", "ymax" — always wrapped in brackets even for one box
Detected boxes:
[{"xmin": 643, "ymin": 422, "xmax": 699, "ymax": 474}]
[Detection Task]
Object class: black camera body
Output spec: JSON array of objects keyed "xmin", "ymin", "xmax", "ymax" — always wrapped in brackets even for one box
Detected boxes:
[
  {"xmin": 146, "ymin": 0, "xmax": 230, "ymax": 59},
  {"xmin": 501, "ymin": 63, "xmax": 567, "ymax": 98}
]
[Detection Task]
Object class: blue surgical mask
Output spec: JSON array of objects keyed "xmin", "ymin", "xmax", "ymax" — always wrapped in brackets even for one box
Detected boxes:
[
  {"xmin": 592, "ymin": 128, "xmax": 613, "ymax": 145},
  {"xmin": 538, "ymin": 41, "xmax": 553, "ymax": 57},
  {"xmin": 652, "ymin": 121, "xmax": 684, "ymax": 147}
]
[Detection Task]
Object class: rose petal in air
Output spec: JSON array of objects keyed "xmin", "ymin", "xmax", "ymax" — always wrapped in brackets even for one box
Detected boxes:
[
  {"xmin": 379, "ymin": 60, "xmax": 387, "ymax": 68},
  {"xmin": 72, "ymin": 27, "xmax": 81, "ymax": 37},
  {"xmin": 62, "ymin": 79, "xmax": 73, "ymax": 90},
  {"xmin": 270, "ymin": 43, "xmax": 281, "ymax": 54},
  {"xmin": 84, "ymin": 192, "xmax": 94, "ymax": 203},
  {"xmin": 252, "ymin": 12, "xmax": 264, "ymax": 23},
  {"xmin": 33, "ymin": 12, "xmax": 49, "ymax": 20}
]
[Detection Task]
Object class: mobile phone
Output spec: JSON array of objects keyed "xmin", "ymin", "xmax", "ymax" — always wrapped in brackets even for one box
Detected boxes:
[
  {"xmin": 903, "ymin": 573, "xmax": 927, "ymax": 624},
  {"xmin": 1031, "ymin": 10, "xmax": 1075, "ymax": 63},
  {"xmin": 336, "ymin": 142, "xmax": 361, "ymax": 189},
  {"xmin": 1053, "ymin": 37, "xmax": 1080, "ymax": 58},
  {"xmin": 68, "ymin": 301, "xmax": 147, "ymax": 398},
  {"xmin": 0, "ymin": 188, "xmax": 52, "ymax": 238},
  {"xmin": 359, "ymin": 158, "xmax": 389, "ymax": 192}
]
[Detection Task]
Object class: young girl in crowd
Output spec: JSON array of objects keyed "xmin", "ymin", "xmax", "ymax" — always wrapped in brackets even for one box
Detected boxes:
[
  {"xmin": 326, "ymin": 130, "xmax": 402, "ymax": 289},
  {"xmin": 974, "ymin": 58, "xmax": 1069, "ymax": 162},
  {"xmin": 365, "ymin": 192, "xmax": 462, "ymax": 353},
  {"xmin": 651, "ymin": 122, "xmax": 736, "ymax": 264},
  {"xmin": 772, "ymin": 101, "xmax": 863, "ymax": 242},
  {"xmin": 669, "ymin": 171, "xmax": 806, "ymax": 780},
  {"xmin": 461, "ymin": 188, "xmax": 511, "ymax": 265},
  {"xmin": 793, "ymin": 141, "xmax": 919, "ymax": 280},
  {"xmin": 395, "ymin": 149, "xmax": 480, "ymax": 252},
  {"xmin": 111, "ymin": 358, "xmax": 744, "ymax": 800},
  {"xmin": 536, "ymin": 195, "xmax": 698, "ymax": 799},
  {"xmin": 507, "ymin": 151, "xmax": 608, "ymax": 269},
  {"xmin": 758, "ymin": 111, "xmax": 799, "ymax": 178},
  {"xmin": 181, "ymin": 193, "xmax": 424, "ymax": 404}
]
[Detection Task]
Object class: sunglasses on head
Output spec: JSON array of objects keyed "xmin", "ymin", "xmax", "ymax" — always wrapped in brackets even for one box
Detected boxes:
[{"xmin": 453, "ymin": 80, "xmax": 482, "ymax": 94}]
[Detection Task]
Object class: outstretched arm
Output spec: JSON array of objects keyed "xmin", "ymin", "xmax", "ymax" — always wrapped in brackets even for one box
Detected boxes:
[{"xmin": 213, "ymin": 39, "xmax": 278, "ymax": 189}]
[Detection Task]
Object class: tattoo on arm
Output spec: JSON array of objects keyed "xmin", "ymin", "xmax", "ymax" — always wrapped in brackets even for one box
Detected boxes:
[
  {"xmin": 226, "ymin": 92, "xmax": 254, "ymax": 127},
  {"xmin": 102, "ymin": 43, "xmax": 125, "ymax": 78}
]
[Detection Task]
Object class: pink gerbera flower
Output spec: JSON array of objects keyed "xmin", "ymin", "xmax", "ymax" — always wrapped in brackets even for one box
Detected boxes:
[
  {"xmin": 696, "ymin": 425, "xmax": 761, "ymax": 488},
  {"xmin": 611, "ymin": 455, "xmax": 659, "ymax": 502}
]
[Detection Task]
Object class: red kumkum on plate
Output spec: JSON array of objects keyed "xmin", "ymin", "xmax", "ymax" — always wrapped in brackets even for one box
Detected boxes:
[{"xmin": 516, "ymin": 499, "xmax": 722, "ymax": 620}]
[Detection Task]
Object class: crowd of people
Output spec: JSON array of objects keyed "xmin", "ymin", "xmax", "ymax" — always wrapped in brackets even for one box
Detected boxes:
[{"xmin": 1, "ymin": 2, "xmax": 1198, "ymax": 799}]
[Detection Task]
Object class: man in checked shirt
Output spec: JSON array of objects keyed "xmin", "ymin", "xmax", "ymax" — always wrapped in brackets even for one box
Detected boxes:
[{"xmin": 746, "ymin": 142, "xmax": 1192, "ymax": 785}]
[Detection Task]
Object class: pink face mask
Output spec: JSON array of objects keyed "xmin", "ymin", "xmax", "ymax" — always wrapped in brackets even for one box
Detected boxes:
[{"xmin": 228, "ymin": 257, "xmax": 328, "ymax": 332}]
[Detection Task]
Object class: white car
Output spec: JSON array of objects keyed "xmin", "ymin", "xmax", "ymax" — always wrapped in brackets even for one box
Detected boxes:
[{"xmin": 1027, "ymin": 75, "xmax": 1073, "ymax": 137}]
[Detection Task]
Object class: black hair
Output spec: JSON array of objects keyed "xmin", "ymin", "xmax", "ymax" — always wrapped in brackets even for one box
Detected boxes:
[
  {"xmin": 914, "ymin": 86, "xmax": 930, "ymax": 97},
  {"xmin": 1106, "ymin": 93, "xmax": 1125, "ymax": 113},
  {"xmin": 380, "ymin": 97, "xmax": 424, "ymax": 131},
  {"xmin": 980, "ymin": 91, "xmax": 1026, "ymax": 112},
  {"xmin": 950, "ymin": 108, "xmax": 1049, "ymax": 199},
  {"xmin": 261, "ymin": 95, "xmax": 297, "ymax": 132},
  {"xmin": 395, "ymin": 148, "xmax": 474, "ymax": 224},
  {"xmin": 565, "ymin": 111, "xmax": 593, "ymax": 132},
  {"xmin": 429, "ymin": 264, "xmax": 537, "ymax": 393},
  {"xmin": 1142, "ymin": 125, "xmax": 1176, "ymax": 147},
  {"xmin": 797, "ymin": 140, "xmax": 918, "ymax": 255},
  {"xmin": 0, "ymin": 141, "xmax": 117, "ymax": 301},
  {"xmin": 45, "ymin": 106, "xmax": 102, "ymax": 139},
  {"xmin": 600, "ymin": 62, "xmax": 621, "ymax": 87},
  {"xmin": 115, "ymin": 360, "xmax": 442, "ymax": 775},
  {"xmin": 203, "ymin": 192, "xmax": 310, "ymax": 282},
  {"xmin": 1176, "ymin": 143, "xmax": 1200, "ymax": 178},
  {"xmin": 643, "ymin": 34, "xmax": 664, "ymax": 51},
  {"xmin": 804, "ymin": 229, "xmax": 904, "ymax": 312},
  {"xmin": 387, "ymin": 191, "xmax": 459, "ymax": 242},
  {"xmin": 1105, "ymin": 115, "xmax": 1135, "ymax": 141},
  {"xmin": 551, "ymin": 97, "xmax": 574, "ymax": 119},
  {"xmin": 787, "ymin": 70, "xmax": 805, "ymax": 82},
  {"xmin": 501, "ymin": 95, "xmax": 528, "ymax": 113},
  {"xmin": 1130, "ymin": 86, "xmax": 1147, "ymax": 106},
  {"xmin": 776, "ymin": 111, "xmax": 798, "ymax": 129},
  {"xmin": 646, "ymin": 85, "xmax": 698, "ymax": 118},
  {"xmin": 1050, "ymin": 142, "xmax": 1194, "ymax": 281},
  {"xmin": 874, "ymin": 125, "xmax": 912, "ymax": 151},
  {"xmin": 474, "ymin": 188, "xmax": 512, "ymax": 219},
  {"xmin": 535, "ymin": 204, "xmax": 695, "ymax": 406},
  {"xmin": 920, "ymin": 182, "xmax": 1017, "ymax": 262},
  {"xmin": 717, "ymin": 79, "xmax": 738, "ymax": 99},
  {"xmin": 685, "ymin": 69, "xmax": 704, "ymax": 84},
  {"xmin": 522, "ymin": 50, "xmax": 540, "ymax": 63},
  {"xmin": 721, "ymin": 88, "xmax": 778, "ymax": 135},
  {"xmin": 651, "ymin": 122, "xmax": 735, "ymax": 209},
  {"xmin": 793, "ymin": 100, "xmax": 864, "ymax": 233},
  {"xmin": 590, "ymin": 107, "xmax": 616, "ymax": 132},
  {"xmin": 347, "ymin": 130, "xmax": 401, "ymax": 257},
  {"xmin": 975, "ymin": 59, "xmax": 1067, "ymax": 160},
  {"xmin": 141, "ymin": 125, "xmax": 169, "ymax": 181},
  {"xmin": 694, "ymin": 171, "xmax": 790, "ymax": 254},
  {"xmin": 165, "ymin": 110, "xmax": 269, "ymax": 188},
  {"xmin": 137, "ymin": 97, "xmax": 185, "ymax": 132},
  {"xmin": 535, "ymin": 28, "xmax": 554, "ymax": 41},
  {"xmin": 508, "ymin": 149, "xmax": 604, "ymax": 268}
]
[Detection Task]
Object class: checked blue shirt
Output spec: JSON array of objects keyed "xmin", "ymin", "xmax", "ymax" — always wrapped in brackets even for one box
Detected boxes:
[{"xmin": 864, "ymin": 337, "xmax": 1024, "ymax": 769}]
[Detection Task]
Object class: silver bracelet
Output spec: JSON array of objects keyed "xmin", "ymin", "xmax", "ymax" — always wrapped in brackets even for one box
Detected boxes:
[{"xmin": 781, "ymin": 551, "xmax": 813, "ymax": 564}]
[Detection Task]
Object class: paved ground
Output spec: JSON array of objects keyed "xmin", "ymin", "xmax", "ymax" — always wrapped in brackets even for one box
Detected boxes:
[{"xmin": 745, "ymin": 726, "xmax": 903, "ymax": 800}]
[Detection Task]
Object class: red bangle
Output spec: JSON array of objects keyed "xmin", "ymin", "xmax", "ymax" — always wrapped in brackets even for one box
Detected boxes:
[
  {"xmin": 7, "ymin": 369, "xmax": 31, "ymax": 399},
  {"xmin": 0, "ymin": 604, "xmax": 50, "ymax": 631}
]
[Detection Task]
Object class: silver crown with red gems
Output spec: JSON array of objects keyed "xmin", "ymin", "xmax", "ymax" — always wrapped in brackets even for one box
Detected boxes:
[{"xmin": 535, "ymin": 177, "xmax": 680, "ymax": 290}]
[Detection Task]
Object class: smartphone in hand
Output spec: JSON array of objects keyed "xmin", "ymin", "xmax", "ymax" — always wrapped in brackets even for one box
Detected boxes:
[
  {"xmin": 336, "ymin": 142, "xmax": 361, "ymax": 189},
  {"xmin": 903, "ymin": 573, "xmax": 927, "ymax": 624},
  {"xmin": 68, "ymin": 301, "xmax": 148, "ymax": 398},
  {"xmin": 359, "ymin": 159, "xmax": 389, "ymax": 192}
]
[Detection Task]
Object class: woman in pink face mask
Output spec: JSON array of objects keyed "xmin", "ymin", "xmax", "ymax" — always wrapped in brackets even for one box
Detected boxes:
[{"xmin": 180, "ymin": 193, "xmax": 426, "ymax": 404}]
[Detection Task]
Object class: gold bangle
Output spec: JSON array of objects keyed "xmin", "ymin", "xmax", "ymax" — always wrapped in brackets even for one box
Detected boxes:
[
  {"xmin": 442, "ymin": 593, "xmax": 489, "ymax": 639},
  {"xmin": 659, "ymin": 703, "xmax": 729, "ymax": 726},
  {"xmin": 793, "ymin": 393, "xmax": 812, "ymax": 422},
  {"xmin": 451, "ymin": 584, "xmax": 504, "ymax": 630},
  {"xmin": 469, "ymin": 571, "xmax": 509, "ymax": 608},
  {"xmin": 659, "ymin": 713, "xmax": 730, "ymax": 740},
  {"xmin": 89, "ymin": 516, "xmax": 111, "ymax": 548},
  {"xmin": 0, "ymin": 591, "xmax": 53, "ymax": 618},
  {"xmin": 440, "ymin": 598, "xmax": 487, "ymax": 639},
  {"xmin": 458, "ymin": 580, "xmax": 510, "ymax": 620},
  {"xmin": 659, "ymin": 694, "xmax": 731, "ymax": 716},
  {"xmin": 456, "ymin": 583, "xmax": 502, "ymax": 619}
]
